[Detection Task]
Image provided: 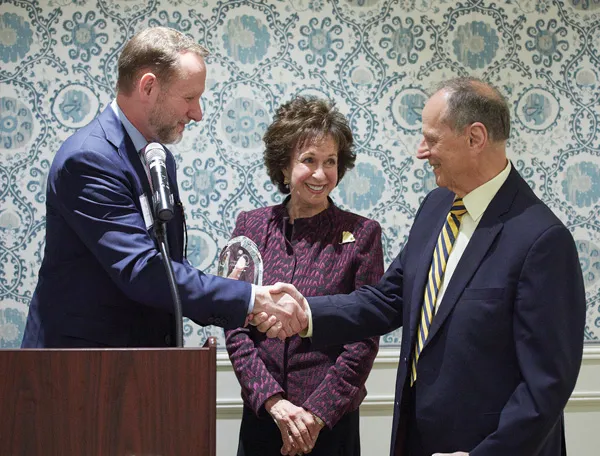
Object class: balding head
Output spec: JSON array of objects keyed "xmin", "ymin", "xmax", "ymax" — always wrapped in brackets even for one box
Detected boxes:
[{"xmin": 434, "ymin": 77, "xmax": 510, "ymax": 143}]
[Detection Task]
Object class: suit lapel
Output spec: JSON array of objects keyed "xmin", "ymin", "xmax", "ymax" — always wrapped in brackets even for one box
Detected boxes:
[
  {"xmin": 423, "ymin": 168, "xmax": 520, "ymax": 347},
  {"xmin": 97, "ymin": 106, "xmax": 153, "ymax": 199},
  {"xmin": 124, "ymin": 137, "xmax": 154, "ymax": 199},
  {"xmin": 424, "ymin": 219, "xmax": 503, "ymax": 346}
]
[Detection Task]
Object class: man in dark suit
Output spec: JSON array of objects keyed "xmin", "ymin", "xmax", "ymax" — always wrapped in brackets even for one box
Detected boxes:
[
  {"xmin": 22, "ymin": 26, "xmax": 306, "ymax": 348},
  {"xmin": 269, "ymin": 78, "xmax": 586, "ymax": 455}
]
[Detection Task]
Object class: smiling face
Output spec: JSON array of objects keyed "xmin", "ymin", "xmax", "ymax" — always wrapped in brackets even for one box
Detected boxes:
[
  {"xmin": 416, "ymin": 90, "xmax": 476, "ymax": 196},
  {"xmin": 284, "ymin": 134, "xmax": 339, "ymax": 220},
  {"xmin": 147, "ymin": 51, "xmax": 206, "ymax": 144}
]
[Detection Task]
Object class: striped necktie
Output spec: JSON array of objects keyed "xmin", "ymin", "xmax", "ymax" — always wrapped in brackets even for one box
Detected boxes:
[{"xmin": 410, "ymin": 197, "xmax": 468, "ymax": 385}]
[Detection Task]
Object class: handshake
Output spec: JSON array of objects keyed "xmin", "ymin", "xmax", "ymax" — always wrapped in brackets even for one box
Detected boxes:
[
  {"xmin": 227, "ymin": 256, "xmax": 309, "ymax": 340},
  {"xmin": 249, "ymin": 283, "xmax": 309, "ymax": 340},
  {"xmin": 228, "ymin": 257, "xmax": 310, "ymax": 340}
]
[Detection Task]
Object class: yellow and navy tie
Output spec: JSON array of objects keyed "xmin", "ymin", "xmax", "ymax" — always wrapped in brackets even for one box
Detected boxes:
[{"xmin": 410, "ymin": 197, "xmax": 468, "ymax": 385}]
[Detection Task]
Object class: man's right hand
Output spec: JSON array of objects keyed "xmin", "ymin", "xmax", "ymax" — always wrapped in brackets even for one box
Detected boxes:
[{"xmin": 252, "ymin": 283, "xmax": 308, "ymax": 340}]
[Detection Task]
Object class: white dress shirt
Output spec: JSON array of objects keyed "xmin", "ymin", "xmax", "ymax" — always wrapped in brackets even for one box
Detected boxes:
[{"xmin": 434, "ymin": 160, "xmax": 512, "ymax": 312}]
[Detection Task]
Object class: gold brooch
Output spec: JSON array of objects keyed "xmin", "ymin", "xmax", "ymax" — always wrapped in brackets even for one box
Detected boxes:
[{"xmin": 341, "ymin": 231, "xmax": 355, "ymax": 244}]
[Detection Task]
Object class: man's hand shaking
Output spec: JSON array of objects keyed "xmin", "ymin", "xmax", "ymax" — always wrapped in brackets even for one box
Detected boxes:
[
  {"xmin": 227, "ymin": 258, "xmax": 308, "ymax": 338},
  {"xmin": 250, "ymin": 283, "xmax": 308, "ymax": 340}
]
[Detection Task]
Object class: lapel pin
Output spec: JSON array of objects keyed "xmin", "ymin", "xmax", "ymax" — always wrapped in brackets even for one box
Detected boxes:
[{"xmin": 341, "ymin": 231, "xmax": 356, "ymax": 244}]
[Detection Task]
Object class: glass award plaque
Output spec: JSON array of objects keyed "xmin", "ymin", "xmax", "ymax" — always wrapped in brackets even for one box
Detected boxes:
[{"xmin": 217, "ymin": 236, "xmax": 263, "ymax": 285}]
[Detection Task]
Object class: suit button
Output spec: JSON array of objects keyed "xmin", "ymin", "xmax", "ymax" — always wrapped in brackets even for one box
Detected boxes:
[{"xmin": 164, "ymin": 334, "xmax": 171, "ymax": 345}]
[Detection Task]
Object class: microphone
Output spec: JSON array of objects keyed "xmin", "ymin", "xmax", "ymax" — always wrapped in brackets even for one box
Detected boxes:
[
  {"xmin": 144, "ymin": 143, "xmax": 182, "ymax": 346},
  {"xmin": 143, "ymin": 142, "xmax": 174, "ymax": 222}
]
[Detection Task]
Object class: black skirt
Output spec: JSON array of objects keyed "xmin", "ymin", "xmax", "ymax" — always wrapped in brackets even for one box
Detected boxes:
[{"xmin": 237, "ymin": 405, "xmax": 361, "ymax": 456}]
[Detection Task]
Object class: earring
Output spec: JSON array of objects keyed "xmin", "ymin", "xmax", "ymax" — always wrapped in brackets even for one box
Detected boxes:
[{"xmin": 284, "ymin": 176, "xmax": 290, "ymax": 185}]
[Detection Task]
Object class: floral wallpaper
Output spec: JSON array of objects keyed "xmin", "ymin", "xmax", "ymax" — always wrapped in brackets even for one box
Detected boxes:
[{"xmin": 1, "ymin": 0, "xmax": 600, "ymax": 348}]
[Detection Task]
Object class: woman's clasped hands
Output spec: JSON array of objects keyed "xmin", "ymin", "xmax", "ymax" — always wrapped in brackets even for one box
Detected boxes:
[{"xmin": 265, "ymin": 394, "xmax": 325, "ymax": 455}]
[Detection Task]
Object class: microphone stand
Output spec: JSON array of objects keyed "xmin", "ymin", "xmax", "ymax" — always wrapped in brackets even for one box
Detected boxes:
[{"xmin": 155, "ymin": 221, "xmax": 184, "ymax": 347}]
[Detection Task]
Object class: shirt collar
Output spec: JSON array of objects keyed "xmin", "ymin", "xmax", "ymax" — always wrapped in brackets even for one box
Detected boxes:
[
  {"xmin": 462, "ymin": 160, "xmax": 511, "ymax": 222},
  {"xmin": 111, "ymin": 99, "xmax": 148, "ymax": 152}
]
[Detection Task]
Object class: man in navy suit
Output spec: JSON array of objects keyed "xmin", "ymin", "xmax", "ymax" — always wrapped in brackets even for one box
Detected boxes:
[
  {"xmin": 22, "ymin": 27, "xmax": 306, "ymax": 348},
  {"xmin": 270, "ymin": 78, "xmax": 586, "ymax": 455}
]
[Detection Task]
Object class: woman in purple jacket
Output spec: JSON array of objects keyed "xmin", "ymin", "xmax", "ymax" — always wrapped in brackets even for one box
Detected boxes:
[{"xmin": 225, "ymin": 96, "xmax": 384, "ymax": 456}]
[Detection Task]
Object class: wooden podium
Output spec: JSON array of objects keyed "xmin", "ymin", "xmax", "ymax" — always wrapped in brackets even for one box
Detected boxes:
[{"xmin": 0, "ymin": 338, "xmax": 218, "ymax": 456}]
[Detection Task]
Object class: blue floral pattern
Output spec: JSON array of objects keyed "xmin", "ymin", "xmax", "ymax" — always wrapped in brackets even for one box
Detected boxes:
[
  {"xmin": 181, "ymin": 158, "xmax": 228, "ymax": 208},
  {"xmin": 522, "ymin": 92, "xmax": 552, "ymax": 126},
  {"xmin": 412, "ymin": 166, "xmax": 438, "ymax": 201},
  {"xmin": 59, "ymin": 89, "xmax": 91, "ymax": 124},
  {"xmin": 561, "ymin": 162, "xmax": 600, "ymax": 208},
  {"xmin": 350, "ymin": 66, "xmax": 375, "ymax": 88},
  {"xmin": 223, "ymin": 15, "xmax": 270, "ymax": 64},
  {"xmin": 49, "ymin": 0, "xmax": 88, "ymax": 5},
  {"xmin": 0, "ymin": 13, "xmax": 34, "ymax": 64},
  {"xmin": 574, "ymin": 67, "xmax": 598, "ymax": 94},
  {"xmin": 515, "ymin": 87, "xmax": 560, "ymax": 132},
  {"xmin": 309, "ymin": 0, "xmax": 324, "ymax": 12},
  {"xmin": 149, "ymin": 11, "xmax": 192, "ymax": 32},
  {"xmin": 0, "ymin": 97, "xmax": 33, "ymax": 149},
  {"xmin": 27, "ymin": 159, "xmax": 51, "ymax": 204},
  {"xmin": 381, "ymin": 329, "xmax": 402, "ymax": 345},
  {"xmin": 526, "ymin": 19, "xmax": 569, "ymax": 68},
  {"xmin": 167, "ymin": 0, "xmax": 208, "ymax": 6},
  {"xmin": 187, "ymin": 234, "xmax": 211, "ymax": 269},
  {"xmin": 222, "ymin": 97, "xmax": 269, "ymax": 148},
  {"xmin": 390, "ymin": 88, "xmax": 427, "ymax": 132},
  {"xmin": 452, "ymin": 21, "xmax": 499, "ymax": 69},
  {"xmin": 399, "ymin": 0, "xmax": 416, "ymax": 11},
  {"xmin": 571, "ymin": 0, "xmax": 600, "ymax": 10},
  {"xmin": 576, "ymin": 240, "xmax": 600, "ymax": 288},
  {"xmin": 337, "ymin": 163, "xmax": 386, "ymax": 211},
  {"xmin": 536, "ymin": 0, "xmax": 552, "ymax": 13},
  {"xmin": 345, "ymin": 0, "xmax": 381, "ymax": 6},
  {"xmin": 62, "ymin": 11, "xmax": 108, "ymax": 62},
  {"xmin": 0, "ymin": 307, "xmax": 26, "ymax": 348},
  {"xmin": 399, "ymin": 93, "xmax": 426, "ymax": 127},
  {"xmin": 299, "ymin": 17, "xmax": 343, "ymax": 66},
  {"xmin": 0, "ymin": 209, "xmax": 21, "ymax": 231},
  {"xmin": 51, "ymin": 84, "xmax": 99, "ymax": 129},
  {"xmin": 380, "ymin": 17, "xmax": 424, "ymax": 65}
]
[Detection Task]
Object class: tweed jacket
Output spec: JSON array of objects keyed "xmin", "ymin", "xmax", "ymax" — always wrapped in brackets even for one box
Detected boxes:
[{"xmin": 225, "ymin": 199, "xmax": 383, "ymax": 428}]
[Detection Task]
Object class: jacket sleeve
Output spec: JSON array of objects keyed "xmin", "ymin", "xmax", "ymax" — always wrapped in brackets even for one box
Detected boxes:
[
  {"xmin": 53, "ymin": 148, "xmax": 251, "ymax": 328},
  {"xmin": 308, "ymin": 192, "xmax": 436, "ymax": 348},
  {"xmin": 225, "ymin": 211, "xmax": 285, "ymax": 415},
  {"xmin": 302, "ymin": 219, "xmax": 383, "ymax": 428},
  {"xmin": 470, "ymin": 224, "xmax": 585, "ymax": 456}
]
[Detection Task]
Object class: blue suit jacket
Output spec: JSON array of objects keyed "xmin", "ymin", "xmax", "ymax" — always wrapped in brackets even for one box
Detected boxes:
[
  {"xmin": 310, "ymin": 167, "xmax": 586, "ymax": 456},
  {"xmin": 22, "ymin": 107, "xmax": 251, "ymax": 348}
]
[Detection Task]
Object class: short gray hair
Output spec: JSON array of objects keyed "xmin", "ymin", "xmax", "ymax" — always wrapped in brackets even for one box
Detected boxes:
[{"xmin": 435, "ymin": 77, "xmax": 510, "ymax": 142}]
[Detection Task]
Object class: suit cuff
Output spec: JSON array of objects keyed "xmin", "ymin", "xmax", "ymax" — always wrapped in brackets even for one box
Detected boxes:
[
  {"xmin": 247, "ymin": 284, "xmax": 255, "ymax": 314},
  {"xmin": 299, "ymin": 298, "xmax": 313, "ymax": 338}
]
